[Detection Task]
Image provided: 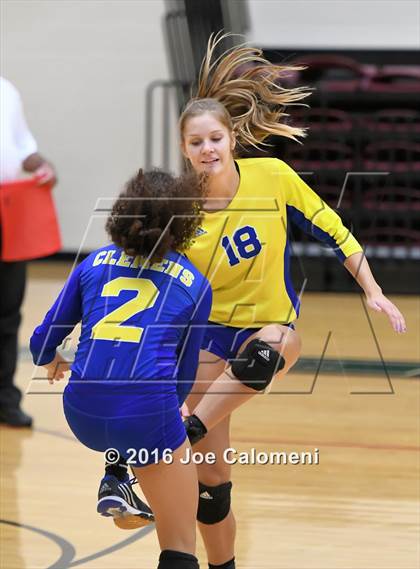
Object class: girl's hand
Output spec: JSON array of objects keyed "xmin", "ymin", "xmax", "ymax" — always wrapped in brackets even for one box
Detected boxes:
[
  {"xmin": 44, "ymin": 353, "xmax": 71, "ymax": 384},
  {"xmin": 366, "ymin": 292, "xmax": 407, "ymax": 334},
  {"xmin": 180, "ymin": 402, "xmax": 190, "ymax": 418}
]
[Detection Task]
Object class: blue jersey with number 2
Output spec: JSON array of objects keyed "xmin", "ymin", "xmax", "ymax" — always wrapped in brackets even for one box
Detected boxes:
[{"xmin": 30, "ymin": 245, "xmax": 212, "ymax": 405}]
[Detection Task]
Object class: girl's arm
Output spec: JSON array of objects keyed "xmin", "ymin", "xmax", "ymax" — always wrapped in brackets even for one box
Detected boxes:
[
  {"xmin": 30, "ymin": 262, "xmax": 84, "ymax": 376},
  {"xmin": 176, "ymin": 282, "xmax": 212, "ymax": 406},
  {"xmin": 344, "ymin": 251, "xmax": 406, "ymax": 333},
  {"xmin": 282, "ymin": 161, "xmax": 406, "ymax": 333}
]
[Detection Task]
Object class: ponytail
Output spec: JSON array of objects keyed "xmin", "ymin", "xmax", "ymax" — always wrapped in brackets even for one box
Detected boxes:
[{"xmin": 180, "ymin": 32, "xmax": 311, "ymax": 148}]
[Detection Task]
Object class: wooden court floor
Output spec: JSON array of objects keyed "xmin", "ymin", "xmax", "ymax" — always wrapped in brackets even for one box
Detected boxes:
[{"xmin": 1, "ymin": 262, "xmax": 419, "ymax": 569}]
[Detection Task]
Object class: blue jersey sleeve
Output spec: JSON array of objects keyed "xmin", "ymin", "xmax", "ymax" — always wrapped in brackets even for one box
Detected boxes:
[
  {"xmin": 30, "ymin": 262, "xmax": 84, "ymax": 365},
  {"xmin": 175, "ymin": 281, "xmax": 212, "ymax": 405}
]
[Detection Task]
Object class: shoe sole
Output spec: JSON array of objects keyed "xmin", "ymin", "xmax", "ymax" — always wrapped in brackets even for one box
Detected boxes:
[
  {"xmin": 97, "ymin": 496, "xmax": 154, "ymax": 529},
  {"xmin": 113, "ymin": 514, "xmax": 154, "ymax": 530}
]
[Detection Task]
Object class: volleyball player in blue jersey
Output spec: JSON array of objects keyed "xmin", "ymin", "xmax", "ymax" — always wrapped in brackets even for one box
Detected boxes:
[{"xmin": 30, "ymin": 169, "xmax": 211, "ymax": 569}]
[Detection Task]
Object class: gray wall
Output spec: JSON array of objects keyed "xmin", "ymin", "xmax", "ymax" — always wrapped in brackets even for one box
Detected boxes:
[{"xmin": 248, "ymin": 0, "xmax": 420, "ymax": 48}]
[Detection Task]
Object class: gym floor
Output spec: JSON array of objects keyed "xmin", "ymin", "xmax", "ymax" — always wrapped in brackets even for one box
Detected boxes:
[{"xmin": 1, "ymin": 262, "xmax": 418, "ymax": 569}]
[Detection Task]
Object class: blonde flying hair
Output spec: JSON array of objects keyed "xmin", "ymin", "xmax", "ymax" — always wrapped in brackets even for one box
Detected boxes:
[{"xmin": 180, "ymin": 32, "xmax": 311, "ymax": 149}]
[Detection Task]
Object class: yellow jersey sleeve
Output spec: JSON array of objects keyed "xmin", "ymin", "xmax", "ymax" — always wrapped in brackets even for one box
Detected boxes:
[{"xmin": 277, "ymin": 160, "xmax": 363, "ymax": 262}]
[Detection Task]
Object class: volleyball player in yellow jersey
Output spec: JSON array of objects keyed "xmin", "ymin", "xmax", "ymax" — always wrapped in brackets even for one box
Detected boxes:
[
  {"xmin": 102, "ymin": 35, "xmax": 406, "ymax": 568},
  {"xmin": 177, "ymin": 35, "xmax": 406, "ymax": 569}
]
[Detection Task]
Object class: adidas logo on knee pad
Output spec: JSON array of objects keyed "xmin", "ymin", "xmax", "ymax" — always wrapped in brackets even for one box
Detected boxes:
[{"xmin": 257, "ymin": 349, "xmax": 271, "ymax": 361}]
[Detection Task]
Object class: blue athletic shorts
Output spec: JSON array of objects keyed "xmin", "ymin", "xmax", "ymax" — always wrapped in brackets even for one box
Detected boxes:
[
  {"xmin": 201, "ymin": 321, "xmax": 295, "ymax": 361},
  {"xmin": 63, "ymin": 378, "xmax": 186, "ymax": 468}
]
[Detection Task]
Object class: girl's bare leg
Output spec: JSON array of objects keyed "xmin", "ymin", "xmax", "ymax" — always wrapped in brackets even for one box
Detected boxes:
[
  {"xmin": 194, "ymin": 324, "xmax": 301, "ymax": 430},
  {"xmin": 187, "ymin": 352, "xmax": 236, "ymax": 565},
  {"xmin": 186, "ymin": 325, "xmax": 301, "ymax": 565},
  {"xmin": 132, "ymin": 439, "xmax": 198, "ymax": 555},
  {"xmin": 193, "ymin": 416, "xmax": 236, "ymax": 565}
]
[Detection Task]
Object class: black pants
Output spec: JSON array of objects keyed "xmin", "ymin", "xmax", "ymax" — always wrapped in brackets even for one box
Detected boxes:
[{"xmin": 0, "ymin": 261, "xmax": 26, "ymax": 409}]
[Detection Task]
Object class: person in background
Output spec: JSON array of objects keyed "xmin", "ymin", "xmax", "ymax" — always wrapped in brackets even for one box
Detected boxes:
[{"xmin": 0, "ymin": 76, "xmax": 56, "ymax": 427}]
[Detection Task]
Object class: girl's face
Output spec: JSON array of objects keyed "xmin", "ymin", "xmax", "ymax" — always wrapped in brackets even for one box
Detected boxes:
[{"xmin": 182, "ymin": 112, "xmax": 235, "ymax": 176}]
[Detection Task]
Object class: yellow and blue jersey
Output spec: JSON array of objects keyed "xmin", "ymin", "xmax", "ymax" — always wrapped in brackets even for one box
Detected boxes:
[
  {"xmin": 186, "ymin": 158, "xmax": 362, "ymax": 328},
  {"xmin": 30, "ymin": 245, "xmax": 212, "ymax": 404}
]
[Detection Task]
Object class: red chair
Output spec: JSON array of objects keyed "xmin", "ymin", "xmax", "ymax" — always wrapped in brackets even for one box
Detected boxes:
[
  {"xmin": 363, "ymin": 187, "xmax": 420, "ymax": 211},
  {"xmin": 365, "ymin": 68, "xmax": 420, "ymax": 93},
  {"xmin": 363, "ymin": 110, "xmax": 420, "ymax": 134},
  {"xmin": 381, "ymin": 65, "xmax": 420, "ymax": 78},
  {"xmin": 360, "ymin": 227, "xmax": 420, "ymax": 246},
  {"xmin": 292, "ymin": 108, "xmax": 353, "ymax": 133},
  {"xmin": 363, "ymin": 142, "xmax": 420, "ymax": 172},
  {"xmin": 287, "ymin": 141, "xmax": 354, "ymax": 170},
  {"xmin": 287, "ymin": 54, "xmax": 375, "ymax": 84}
]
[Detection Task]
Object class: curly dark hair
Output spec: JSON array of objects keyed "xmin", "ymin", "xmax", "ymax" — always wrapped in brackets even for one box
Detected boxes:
[{"xmin": 106, "ymin": 169, "xmax": 205, "ymax": 262}]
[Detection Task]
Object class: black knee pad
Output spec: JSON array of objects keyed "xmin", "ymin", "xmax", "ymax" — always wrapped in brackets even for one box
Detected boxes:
[
  {"xmin": 158, "ymin": 549, "xmax": 199, "ymax": 569},
  {"xmin": 184, "ymin": 414, "xmax": 208, "ymax": 446},
  {"xmin": 197, "ymin": 481, "xmax": 232, "ymax": 525},
  {"xmin": 231, "ymin": 339, "xmax": 284, "ymax": 391},
  {"xmin": 209, "ymin": 559, "xmax": 236, "ymax": 569}
]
